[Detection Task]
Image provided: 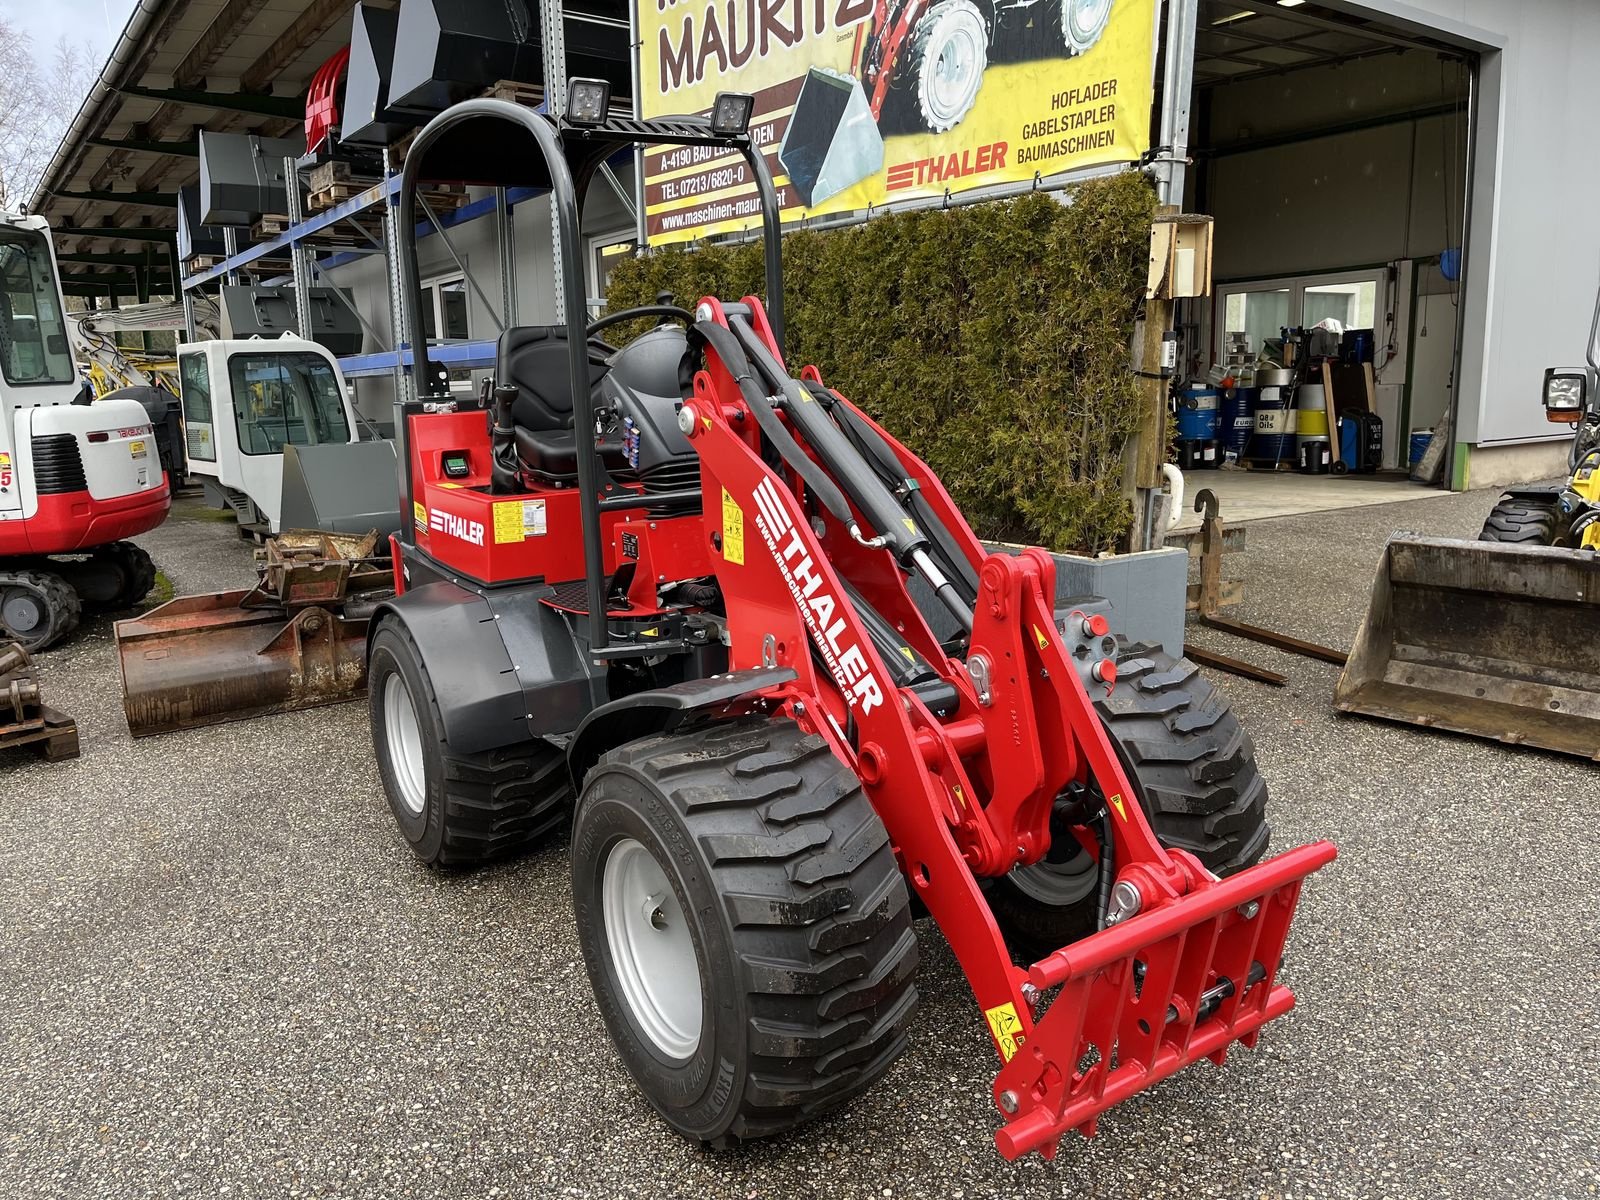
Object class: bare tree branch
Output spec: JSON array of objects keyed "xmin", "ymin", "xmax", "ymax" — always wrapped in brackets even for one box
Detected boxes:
[{"xmin": 0, "ymin": 25, "xmax": 98, "ymax": 210}]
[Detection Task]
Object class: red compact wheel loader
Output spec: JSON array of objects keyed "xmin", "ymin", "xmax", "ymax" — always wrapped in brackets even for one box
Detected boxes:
[
  {"xmin": 0, "ymin": 213, "xmax": 169, "ymax": 651},
  {"xmin": 368, "ymin": 92, "xmax": 1334, "ymax": 1161}
]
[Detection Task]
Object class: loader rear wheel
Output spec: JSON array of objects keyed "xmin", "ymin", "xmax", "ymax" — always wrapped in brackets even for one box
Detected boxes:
[
  {"xmin": 572, "ymin": 719, "xmax": 919, "ymax": 1148},
  {"xmin": 988, "ymin": 645, "xmax": 1270, "ymax": 957},
  {"xmin": 0, "ymin": 570, "xmax": 80, "ymax": 653},
  {"xmin": 368, "ymin": 618, "xmax": 570, "ymax": 868},
  {"xmin": 1478, "ymin": 493, "xmax": 1559, "ymax": 545}
]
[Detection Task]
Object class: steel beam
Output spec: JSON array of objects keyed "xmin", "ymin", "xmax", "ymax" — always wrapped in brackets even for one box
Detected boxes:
[
  {"xmin": 55, "ymin": 227, "xmax": 178, "ymax": 243},
  {"xmin": 52, "ymin": 189, "xmax": 180, "ymax": 208},
  {"xmin": 88, "ymin": 137, "xmax": 200, "ymax": 158},
  {"xmin": 116, "ymin": 84, "xmax": 304, "ymax": 120}
]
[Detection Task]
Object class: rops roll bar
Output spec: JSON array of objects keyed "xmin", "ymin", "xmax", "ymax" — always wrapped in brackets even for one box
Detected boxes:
[{"xmin": 393, "ymin": 97, "xmax": 785, "ymax": 655}]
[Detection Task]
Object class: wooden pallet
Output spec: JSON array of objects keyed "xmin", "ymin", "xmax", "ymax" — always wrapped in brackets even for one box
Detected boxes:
[
  {"xmin": 306, "ymin": 158, "xmax": 382, "ymax": 195},
  {"xmin": 308, "ymin": 179, "xmax": 387, "ymax": 213},
  {"xmin": 483, "ymin": 79, "xmax": 544, "ymax": 107},
  {"xmin": 1240, "ymin": 458, "xmax": 1298, "ymax": 472}
]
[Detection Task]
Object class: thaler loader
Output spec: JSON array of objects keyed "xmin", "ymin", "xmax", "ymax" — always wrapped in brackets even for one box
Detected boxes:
[{"xmin": 363, "ymin": 89, "xmax": 1334, "ymax": 1160}]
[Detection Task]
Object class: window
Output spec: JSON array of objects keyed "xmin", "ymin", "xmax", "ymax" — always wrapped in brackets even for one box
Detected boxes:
[
  {"xmin": 179, "ymin": 352, "xmax": 215, "ymax": 462},
  {"xmin": 587, "ymin": 233, "xmax": 638, "ymax": 315},
  {"xmin": 0, "ymin": 225, "xmax": 74, "ymax": 385},
  {"xmin": 1216, "ymin": 270, "xmax": 1385, "ymax": 362},
  {"xmin": 227, "ymin": 352, "xmax": 350, "ymax": 455},
  {"xmin": 420, "ymin": 275, "xmax": 470, "ymax": 342}
]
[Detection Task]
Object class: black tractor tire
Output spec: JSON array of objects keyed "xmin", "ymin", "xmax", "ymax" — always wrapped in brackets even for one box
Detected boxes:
[
  {"xmin": 0, "ymin": 570, "xmax": 81, "ymax": 652},
  {"xmin": 1478, "ymin": 493, "xmax": 1559, "ymax": 546},
  {"xmin": 368, "ymin": 617, "xmax": 571, "ymax": 868},
  {"xmin": 572, "ymin": 719, "xmax": 919, "ymax": 1149},
  {"xmin": 878, "ymin": 0, "xmax": 991, "ymax": 135},
  {"xmin": 101, "ymin": 541, "xmax": 158, "ymax": 608},
  {"xmin": 988, "ymin": 645, "xmax": 1270, "ymax": 958}
]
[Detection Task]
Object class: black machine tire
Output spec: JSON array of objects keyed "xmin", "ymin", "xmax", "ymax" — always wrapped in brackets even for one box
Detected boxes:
[
  {"xmin": 988, "ymin": 645, "xmax": 1270, "ymax": 957},
  {"xmin": 880, "ymin": 0, "xmax": 991, "ymax": 135},
  {"xmin": 47, "ymin": 541, "xmax": 159, "ymax": 610},
  {"xmin": 571, "ymin": 719, "xmax": 919, "ymax": 1149},
  {"xmin": 0, "ymin": 570, "xmax": 81, "ymax": 652},
  {"xmin": 368, "ymin": 618, "xmax": 571, "ymax": 868},
  {"xmin": 1478, "ymin": 493, "xmax": 1559, "ymax": 546}
]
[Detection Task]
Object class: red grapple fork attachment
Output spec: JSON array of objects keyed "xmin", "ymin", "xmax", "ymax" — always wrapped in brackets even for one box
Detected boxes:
[{"xmin": 994, "ymin": 840, "xmax": 1336, "ymax": 1159}]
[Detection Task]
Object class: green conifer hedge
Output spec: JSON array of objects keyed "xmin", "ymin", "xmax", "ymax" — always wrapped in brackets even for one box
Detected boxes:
[{"xmin": 606, "ymin": 171, "xmax": 1157, "ymax": 553}]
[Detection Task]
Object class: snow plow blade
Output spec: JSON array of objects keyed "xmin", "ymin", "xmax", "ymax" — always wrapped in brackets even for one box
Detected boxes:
[
  {"xmin": 1334, "ymin": 536, "xmax": 1600, "ymax": 758},
  {"xmin": 115, "ymin": 530, "xmax": 391, "ymax": 737}
]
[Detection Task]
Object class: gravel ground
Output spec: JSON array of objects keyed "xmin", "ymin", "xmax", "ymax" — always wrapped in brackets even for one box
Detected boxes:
[{"xmin": 3, "ymin": 489, "xmax": 1597, "ymax": 1200}]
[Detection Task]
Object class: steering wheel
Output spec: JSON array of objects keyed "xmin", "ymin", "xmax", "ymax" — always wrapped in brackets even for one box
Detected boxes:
[{"xmin": 585, "ymin": 304, "xmax": 696, "ymax": 355}]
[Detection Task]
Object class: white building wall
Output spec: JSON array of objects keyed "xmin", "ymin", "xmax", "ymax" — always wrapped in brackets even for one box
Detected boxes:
[{"xmin": 1345, "ymin": 0, "xmax": 1600, "ymax": 469}]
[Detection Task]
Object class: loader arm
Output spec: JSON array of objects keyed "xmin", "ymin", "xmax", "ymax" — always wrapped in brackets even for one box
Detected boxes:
[{"xmin": 680, "ymin": 296, "xmax": 1335, "ymax": 1158}]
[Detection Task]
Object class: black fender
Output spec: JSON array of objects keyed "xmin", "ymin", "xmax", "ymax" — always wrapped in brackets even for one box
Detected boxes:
[
  {"xmin": 567, "ymin": 666, "xmax": 797, "ymax": 790},
  {"xmin": 1496, "ymin": 486, "xmax": 1564, "ymax": 503},
  {"xmin": 368, "ymin": 581, "xmax": 533, "ymax": 757}
]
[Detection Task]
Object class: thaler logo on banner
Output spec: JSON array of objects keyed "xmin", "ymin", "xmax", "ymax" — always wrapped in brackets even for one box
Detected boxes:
[{"xmin": 887, "ymin": 142, "xmax": 1009, "ymax": 193}]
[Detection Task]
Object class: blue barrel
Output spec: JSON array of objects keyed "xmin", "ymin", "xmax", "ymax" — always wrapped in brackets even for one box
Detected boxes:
[
  {"xmin": 1177, "ymin": 388, "xmax": 1220, "ymax": 441},
  {"xmin": 1410, "ymin": 430, "xmax": 1432, "ymax": 467},
  {"xmin": 1220, "ymin": 386, "xmax": 1255, "ymax": 460},
  {"xmin": 1250, "ymin": 370, "xmax": 1297, "ymax": 463}
]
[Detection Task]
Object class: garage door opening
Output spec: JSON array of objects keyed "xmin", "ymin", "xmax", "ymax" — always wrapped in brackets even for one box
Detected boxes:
[{"xmin": 1171, "ymin": 0, "xmax": 1477, "ymax": 528}]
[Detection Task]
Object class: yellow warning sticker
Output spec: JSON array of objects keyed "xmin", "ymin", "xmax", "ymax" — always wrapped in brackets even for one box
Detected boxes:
[
  {"xmin": 493, "ymin": 501, "xmax": 526, "ymax": 544},
  {"xmin": 1108, "ymin": 793, "xmax": 1127, "ymax": 822},
  {"xmin": 899, "ymin": 645, "xmax": 916, "ymax": 663},
  {"xmin": 412, "ymin": 501, "xmax": 427, "ymax": 531},
  {"xmin": 985, "ymin": 1002, "xmax": 1025, "ymax": 1062},
  {"xmin": 721, "ymin": 488, "xmax": 745, "ymax": 565},
  {"xmin": 438, "ymin": 481, "xmax": 463, "ymax": 489},
  {"xmin": 1033, "ymin": 624, "xmax": 1050, "ymax": 650}
]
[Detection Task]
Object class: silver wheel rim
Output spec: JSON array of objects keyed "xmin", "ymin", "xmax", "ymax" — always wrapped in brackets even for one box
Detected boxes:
[
  {"xmin": 1009, "ymin": 838, "xmax": 1098, "ymax": 907},
  {"xmin": 603, "ymin": 837, "xmax": 703, "ymax": 1060},
  {"xmin": 1063, "ymin": 0, "xmax": 1113, "ymax": 53},
  {"xmin": 1, "ymin": 590, "xmax": 46, "ymax": 637},
  {"xmin": 921, "ymin": 3, "xmax": 987, "ymax": 131},
  {"xmin": 383, "ymin": 673, "xmax": 427, "ymax": 817}
]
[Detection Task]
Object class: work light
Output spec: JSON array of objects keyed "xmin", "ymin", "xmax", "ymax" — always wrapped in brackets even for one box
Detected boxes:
[
  {"xmin": 709, "ymin": 92, "xmax": 755, "ymax": 136},
  {"xmin": 566, "ymin": 78, "xmax": 611, "ymax": 126},
  {"xmin": 1544, "ymin": 369, "xmax": 1587, "ymax": 422}
]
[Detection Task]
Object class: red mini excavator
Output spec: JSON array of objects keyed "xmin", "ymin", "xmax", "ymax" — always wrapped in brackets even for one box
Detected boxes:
[
  {"xmin": 0, "ymin": 213, "xmax": 167, "ymax": 650},
  {"xmin": 364, "ymin": 89, "xmax": 1334, "ymax": 1161}
]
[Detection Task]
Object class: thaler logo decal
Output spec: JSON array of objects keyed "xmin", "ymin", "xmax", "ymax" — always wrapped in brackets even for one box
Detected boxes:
[
  {"xmin": 429, "ymin": 508, "xmax": 484, "ymax": 546},
  {"xmin": 751, "ymin": 478, "xmax": 882, "ymax": 715}
]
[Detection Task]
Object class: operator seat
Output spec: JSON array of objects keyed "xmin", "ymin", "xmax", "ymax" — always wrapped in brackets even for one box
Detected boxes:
[{"xmin": 495, "ymin": 325, "xmax": 614, "ymax": 485}]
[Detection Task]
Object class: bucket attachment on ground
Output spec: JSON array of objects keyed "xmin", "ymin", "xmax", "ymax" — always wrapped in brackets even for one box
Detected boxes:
[
  {"xmin": 279, "ymin": 440, "xmax": 401, "ymax": 538},
  {"xmin": 778, "ymin": 67, "xmax": 884, "ymax": 207},
  {"xmin": 1334, "ymin": 535, "xmax": 1600, "ymax": 758},
  {"xmin": 116, "ymin": 531, "xmax": 393, "ymax": 737},
  {"xmin": 0, "ymin": 640, "xmax": 79, "ymax": 760}
]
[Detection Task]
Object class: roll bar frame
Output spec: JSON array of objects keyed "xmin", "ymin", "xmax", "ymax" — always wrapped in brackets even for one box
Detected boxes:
[{"xmin": 393, "ymin": 98, "xmax": 784, "ymax": 656}]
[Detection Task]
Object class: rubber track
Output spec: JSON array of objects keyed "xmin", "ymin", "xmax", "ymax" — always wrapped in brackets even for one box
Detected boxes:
[
  {"xmin": 1095, "ymin": 646, "xmax": 1270, "ymax": 876},
  {"xmin": 599, "ymin": 720, "xmax": 919, "ymax": 1146},
  {"xmin": 0, "ymin": 569, "xmax": 80, "ymax": 651}
]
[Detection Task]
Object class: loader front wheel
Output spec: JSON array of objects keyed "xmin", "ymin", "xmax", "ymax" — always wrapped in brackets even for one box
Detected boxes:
[
  {"xmin": 368, "ymin": 618, "xmax": 570, "ymax": 868},
  {"xmin": 1478, "ymin": 492, "xmax": 1559, "ymax": 545},
  {"xmin": 572, "ymin": 719, "xmax": 919, "ymax": 1148},
  {"xmin": 989, "ymin": 645, "xmax": 1270, "ymax": 957}
]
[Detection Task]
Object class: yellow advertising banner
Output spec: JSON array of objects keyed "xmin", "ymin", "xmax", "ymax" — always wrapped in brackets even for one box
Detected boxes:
[{"xmin": 637, "ymin": 0, "xmax": 1156, "ymax": 244}]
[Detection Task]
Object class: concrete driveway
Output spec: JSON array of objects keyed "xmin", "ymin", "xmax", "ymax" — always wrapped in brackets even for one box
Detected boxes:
[{"xmin": 2, "ymin": 491, "xmax": 1596, "ymax": 1199}]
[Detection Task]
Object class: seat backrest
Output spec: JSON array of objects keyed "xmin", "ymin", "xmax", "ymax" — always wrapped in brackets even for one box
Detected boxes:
[{"xmin": 496, "ymin": 325, "xmax": 608, "ymax": 433}]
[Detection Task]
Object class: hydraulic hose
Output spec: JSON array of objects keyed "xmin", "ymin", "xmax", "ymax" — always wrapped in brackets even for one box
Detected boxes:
[{"xmin": 690, "ymin": 321, "xmax": 855, "ymax": 528}]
